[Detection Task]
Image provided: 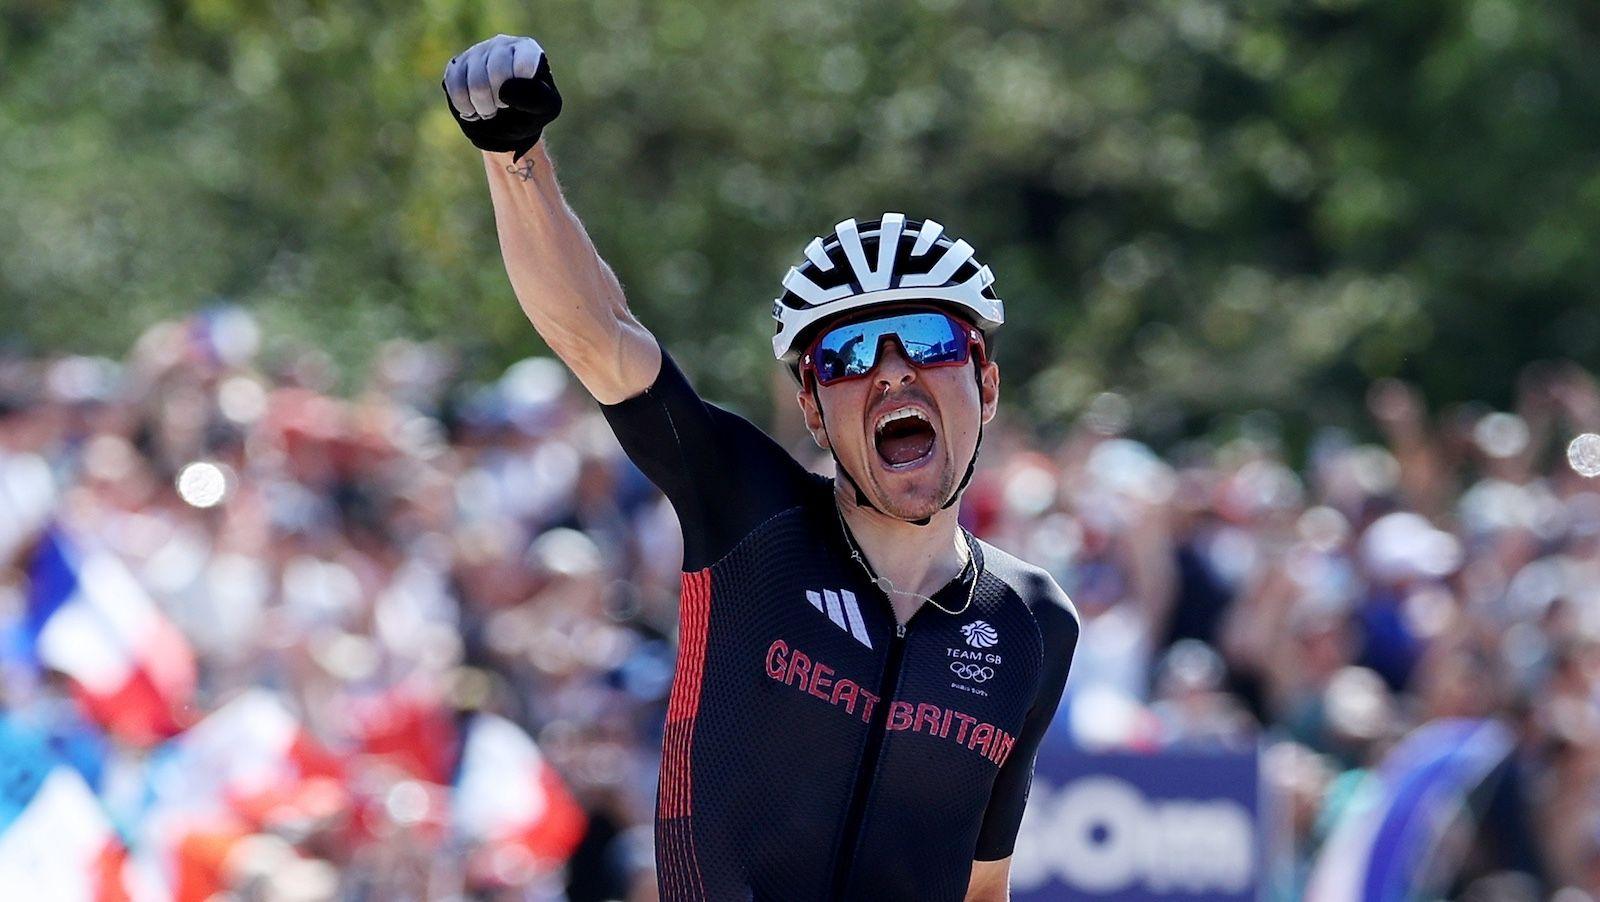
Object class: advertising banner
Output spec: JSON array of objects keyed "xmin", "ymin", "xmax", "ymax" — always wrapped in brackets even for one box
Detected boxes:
[{"xmin": 1011, "ymin": 746, "xmax": 1265, "ymax": 902}]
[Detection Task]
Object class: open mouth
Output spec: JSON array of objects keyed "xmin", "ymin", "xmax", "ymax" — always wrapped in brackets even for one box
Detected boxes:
[{"xmin": 874, "ymin": 407, "xmax": 937, "ymax": 468}]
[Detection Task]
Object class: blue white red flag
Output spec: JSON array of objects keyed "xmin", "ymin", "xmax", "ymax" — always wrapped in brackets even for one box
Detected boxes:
[
  {"xmin": 0, "ymin": 765, "xmax": 129, "ymax": 901},
  {"xmin": 129, "ymin": 690, "xmax": 347, "ymax": 902},
  {"xmin": 24, "ymin": 527, "xmax": 196, "ymax": 745}
]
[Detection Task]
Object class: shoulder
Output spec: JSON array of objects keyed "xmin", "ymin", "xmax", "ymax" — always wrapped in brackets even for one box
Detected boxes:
[
  {"xmin": 600, "ymin": 348, "xmax": 821, "ymax": 570},
  {"xmin": 975, "ymin": 539, "xmax": 1080, "ymax": 659}
]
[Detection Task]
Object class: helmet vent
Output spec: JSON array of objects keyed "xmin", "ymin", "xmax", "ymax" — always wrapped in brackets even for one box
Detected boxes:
[{"xmin": 770, "ymin": 214, "xmax": 1005, "ymax": 362}]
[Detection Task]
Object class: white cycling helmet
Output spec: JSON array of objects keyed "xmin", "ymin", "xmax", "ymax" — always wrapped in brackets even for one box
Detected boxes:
[{"xmin": 772, "ymin": 213, "xmax": 1005, "ymax": 363}]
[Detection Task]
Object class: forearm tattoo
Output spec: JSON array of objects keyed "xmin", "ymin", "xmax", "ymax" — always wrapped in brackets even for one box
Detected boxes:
[{"xmin": 506, "ymin": 159, "xmax": 537, "ymax": 181}]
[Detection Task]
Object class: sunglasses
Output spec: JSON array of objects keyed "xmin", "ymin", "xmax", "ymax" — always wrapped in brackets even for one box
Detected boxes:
[{"xmin": 801, "ymin": 308, "xmax": 986, "ymax": 387}]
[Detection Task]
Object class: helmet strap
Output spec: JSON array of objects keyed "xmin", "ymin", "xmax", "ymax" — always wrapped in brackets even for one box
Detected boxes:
[
  {"xmin": 935, "ymin": 364, "xmax": 985, "ymax": 515},
  {"xmin": 812, "ymin": 381, "xmax": 890, "ymax": 518},
  {"xmin": 941, "ymin": 423, "xmax": 982, "ymax": 513}
]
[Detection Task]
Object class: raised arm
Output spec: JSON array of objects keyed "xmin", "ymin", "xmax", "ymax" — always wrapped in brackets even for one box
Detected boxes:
[
  {"xmin": 444, "ymin": 35, "xmax": 660, "ymax": 404},
  {"xmin": 480, "ymin": 143, "xmax": 659, "ymax": 403}
]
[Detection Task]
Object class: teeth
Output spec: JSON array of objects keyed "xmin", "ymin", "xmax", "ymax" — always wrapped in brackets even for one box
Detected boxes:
[{"xmin": 875, "ymin": 407, "xmax": 930, "ymax": 433}]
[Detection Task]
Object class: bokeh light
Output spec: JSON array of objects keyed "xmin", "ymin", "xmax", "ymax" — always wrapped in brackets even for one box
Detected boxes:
[
  {"xmin": 175, "ymin": 461, "xmax": 230, "ymax": 508},
  {"xmin": 1567, "ymin": 433, "xmax": 1600, "ymax": 478}
]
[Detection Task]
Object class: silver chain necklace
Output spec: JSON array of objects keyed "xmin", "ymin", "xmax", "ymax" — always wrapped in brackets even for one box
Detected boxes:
[{"xmin": 835, "ymin": 504, "xmax": 980, "ymax": 618}]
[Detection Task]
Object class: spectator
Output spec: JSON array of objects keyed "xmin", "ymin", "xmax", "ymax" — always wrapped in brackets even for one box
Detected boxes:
[{"xmin": 3, "ymin": 311, "xmax": 1600, "ymax": 897}]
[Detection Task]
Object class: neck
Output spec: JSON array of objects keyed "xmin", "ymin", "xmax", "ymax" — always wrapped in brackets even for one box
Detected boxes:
[{"xmin": 835, "ymin": 484, "xmax": 969, "ymax": 621}]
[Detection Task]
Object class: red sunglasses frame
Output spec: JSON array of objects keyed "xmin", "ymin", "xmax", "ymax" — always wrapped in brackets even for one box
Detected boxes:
[{"xmin": 798, "ymin": 305, "xmax": 989, "ymax": 390}]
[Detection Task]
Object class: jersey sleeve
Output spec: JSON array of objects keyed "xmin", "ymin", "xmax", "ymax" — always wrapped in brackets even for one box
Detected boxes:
[
  {"xmin": 973, "ymin": 574, "xmax": 1080, "ymax": 861},
  {"xmin": 599, "ymin": 345, "xmax": 815, "ymax": 571}
]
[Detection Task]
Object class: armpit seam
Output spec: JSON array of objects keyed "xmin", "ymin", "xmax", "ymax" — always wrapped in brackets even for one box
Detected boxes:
[
  {"xmin": 654, "ymin": 390, "xmax": 712, "ymax": 565},
  {"xmin": 1011, "ymin": 585, "xmax": 1050, "ymax": 712}
]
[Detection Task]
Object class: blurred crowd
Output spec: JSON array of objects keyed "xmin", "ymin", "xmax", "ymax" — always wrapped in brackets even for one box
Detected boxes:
[
  {"xmin": 968, "ymin": 363, "xmax": 1600, "ymax": 898},
  {"xmin": 4, "ymin": 309, "xmax": 1600, "ymax": 899}
]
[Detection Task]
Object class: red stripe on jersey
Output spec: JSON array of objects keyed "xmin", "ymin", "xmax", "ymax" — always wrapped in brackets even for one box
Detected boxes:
[{"xmin": 660, "ymin": 568, "xmax": 711, "ymax": 820}]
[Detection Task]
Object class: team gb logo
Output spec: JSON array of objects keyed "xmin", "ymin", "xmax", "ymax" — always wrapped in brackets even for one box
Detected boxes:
[{"xmin": 961, "ymin": 620, "xmax": 999, "ymax": 649}]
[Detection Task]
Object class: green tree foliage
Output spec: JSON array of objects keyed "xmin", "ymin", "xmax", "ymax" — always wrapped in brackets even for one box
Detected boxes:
[{"xmin": 3, "ymin": 0, "xmax": 1598, "ymax": 436}]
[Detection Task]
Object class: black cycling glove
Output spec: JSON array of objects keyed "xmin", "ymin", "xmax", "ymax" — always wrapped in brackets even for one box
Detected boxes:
[{"xmin": 443, "ymin": 48, "xmax": 562, "ymax": 160}]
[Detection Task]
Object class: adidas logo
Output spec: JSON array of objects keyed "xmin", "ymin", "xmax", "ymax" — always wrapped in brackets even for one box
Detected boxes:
[{"xmin": 806, "ymin": 589, "xmax": 873, "ymax": 649}]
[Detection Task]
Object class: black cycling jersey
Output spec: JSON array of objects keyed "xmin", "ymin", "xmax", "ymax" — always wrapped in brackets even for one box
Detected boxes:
[{"xmin": 601, "ymin": 348, "xmax": 1079, "ymax": 902}]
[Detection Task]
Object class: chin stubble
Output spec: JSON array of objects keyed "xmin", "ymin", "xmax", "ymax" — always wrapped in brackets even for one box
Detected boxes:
[{"xmin": 868, "ymin": 448, "xmax": 956, "ymax": 519}]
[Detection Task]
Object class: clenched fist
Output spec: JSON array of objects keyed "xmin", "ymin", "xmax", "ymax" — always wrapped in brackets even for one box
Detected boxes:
[{"xmin": 442, "ymin": 34, "xmax": 562, "ymax": 160}]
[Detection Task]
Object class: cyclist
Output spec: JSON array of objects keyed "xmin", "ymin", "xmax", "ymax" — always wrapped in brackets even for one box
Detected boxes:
[{"xmin": 444, "ymin": 34, "xmax": 1078, "ymax": 902}]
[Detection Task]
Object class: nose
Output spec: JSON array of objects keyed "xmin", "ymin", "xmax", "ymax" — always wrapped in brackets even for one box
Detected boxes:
[{"xmin": 873, "ymin": 337, "xmax": 917, "ymax": 391}]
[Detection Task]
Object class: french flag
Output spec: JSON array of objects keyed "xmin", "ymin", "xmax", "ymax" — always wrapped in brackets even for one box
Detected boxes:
[
  {"xmin": 132, "ymin": 691, "xmax": 348, "ymax": 902},
  {"xmin": 0, "ymin": 766, "xmax": 129, "ymax": 901},
  {"xmin": 24, "ymin": 526, "xmax": 197, "ymax": 745},
  {"xmin": 452, "ymin": 713, "xmax": 587, "ymax": 880},
  {"xmin": 143, "ymin": 690, "xmax": 345, "ymax": 825}
]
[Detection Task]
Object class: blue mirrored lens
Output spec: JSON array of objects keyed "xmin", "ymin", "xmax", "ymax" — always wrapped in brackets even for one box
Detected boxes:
[{"xmin": 812, "ymin": 312, "xmax": 968, "ymax": 384}]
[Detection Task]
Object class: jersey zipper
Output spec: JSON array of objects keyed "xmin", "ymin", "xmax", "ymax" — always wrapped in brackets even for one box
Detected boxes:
[{"xmin": 828, "ymin": 616, "xmax": 909, "ymax": 900}]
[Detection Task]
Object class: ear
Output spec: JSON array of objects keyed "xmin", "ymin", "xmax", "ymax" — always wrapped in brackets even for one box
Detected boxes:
[
  {"xmin": 796, "ymin": 383, "xmax": 831, "ymax": 450},
  {"xmin": 979, "ymin": 360, "xmax": 1000, "ymax": 426}
]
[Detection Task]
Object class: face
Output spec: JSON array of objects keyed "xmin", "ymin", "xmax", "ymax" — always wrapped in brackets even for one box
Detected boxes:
[{"xmin": 797, "ymin": 316, "xmax": 999, "ymax": 521}]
